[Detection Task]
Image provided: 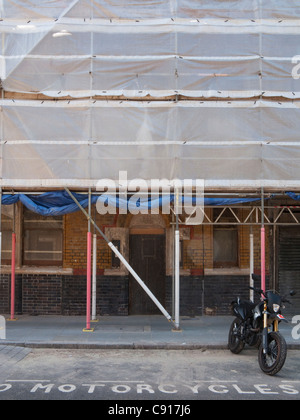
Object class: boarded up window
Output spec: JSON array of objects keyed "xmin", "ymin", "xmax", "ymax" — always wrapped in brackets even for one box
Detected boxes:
[
  {"xmin": 1, "ymin": 207, "xmax": 13, "ymax": 264},
  {"xmin": 213, "ymin": 209, "xmax": 238, "ymax": 268},
  {"xmin": 23, "ymin": 208, "xmax": 63, "ymax": 266}
]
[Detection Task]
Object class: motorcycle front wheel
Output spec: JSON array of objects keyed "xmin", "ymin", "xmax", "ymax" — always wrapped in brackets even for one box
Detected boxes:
[
  {"xmin": 258, "ymin": 332, "xmax": 287, "ymax": 376},
  {"xmin": 228, "ymin": 318, "xmax": 245, "ymax": 354}
]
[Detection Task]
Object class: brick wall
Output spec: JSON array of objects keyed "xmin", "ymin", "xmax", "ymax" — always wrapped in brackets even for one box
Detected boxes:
[
  {"xmin": 181, "ymin": 223, "xmax": 270, "ymax": 274},
  {"xmin": 0, "ymin": 274, "xmax": 10, "ymax": 314},
  {"xmin": 63, "ymin": 209, "xmax": 270, "ymax": 275},
  {"xmin": 62, "ymin": 275, "xmax": 128, "ymax": 316},
  {"xmin": 166, "ymin": 274, "xmax": 269, "ymax": 316},
  {"xmin": 97, "ymin": 276, "xmax": 128, "ymax": 316},
  {"xmin": 0, "ymin": 274, "xmax": 22, "ymax": 315},
  {"xmin": 22, "ymin": 274, "xmax": 62, "ymax": 315},
  {"xmin": 0, "ymin": 274, "xmax": 129, "ymax": 316},
  {"xmin": 0, "ymin": 208, "xmax": 272, "ymax": 317},
  {"xmin": 202, "ymin": 274, "xmax": 268, "ymax": 315},
  {"xmin": 64, "ymin": 208, "xmax": 116, "ymax": 272},
  {"xmin": 1, "ymin": 271, "xmax": 271, "ymax": 317}
]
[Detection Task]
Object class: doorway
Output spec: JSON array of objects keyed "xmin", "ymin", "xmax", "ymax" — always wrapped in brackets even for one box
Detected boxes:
[{"xmin": 129, "ymin": 234, "xmax": 166, "ymax": 315}]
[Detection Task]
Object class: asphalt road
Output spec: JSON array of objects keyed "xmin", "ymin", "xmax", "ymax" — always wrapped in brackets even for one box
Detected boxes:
[{"xmin": 0, "ymin": 347, "xmax": 300, "ymax": 403}]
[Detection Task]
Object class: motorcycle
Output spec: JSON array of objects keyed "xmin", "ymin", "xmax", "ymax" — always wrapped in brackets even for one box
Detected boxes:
[{"xmin": 228, "ymin": 274, "xmax": 296, "ymax": 376}]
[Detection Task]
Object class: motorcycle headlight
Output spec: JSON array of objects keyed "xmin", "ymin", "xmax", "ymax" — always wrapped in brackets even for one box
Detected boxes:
[{"xmin": 273, "ymin": 304, "xmax": 280, "ymax": 313}]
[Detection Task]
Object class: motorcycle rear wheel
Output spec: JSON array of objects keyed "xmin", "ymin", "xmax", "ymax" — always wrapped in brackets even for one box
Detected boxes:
[
  {"xmin": 258, "ymin": 332, "xmax": 287, "ymax": 376},
  {"xmin": 228, "ymin": 318, "xmax": 245, "ymax": 354}
]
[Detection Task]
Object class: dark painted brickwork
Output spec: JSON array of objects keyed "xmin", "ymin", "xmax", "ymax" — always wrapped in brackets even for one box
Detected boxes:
[
  {"xmin": 0, "ymin": 274, "xmax": 10, "ymax": 314},
  {"xmin": 62, "ymin": 275, "xmax": 128, "ymax": 316},
  {"xmin": 22, "ymin": 274, "xmax": 62, "ymax": 315},
  {"xmin": 166, "ymin": 275, "xmax": 266, "ymax": 316},
  {"xmin": 0, "ymin": 274, "xmax": 129, "ymax": 316},
  {"xmin": 1, "ymin": 274, "xmax": 267, "ymax": 317}
]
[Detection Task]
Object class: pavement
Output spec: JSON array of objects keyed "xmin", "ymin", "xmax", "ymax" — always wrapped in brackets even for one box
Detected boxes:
[{"xmin": 1, "ymin": 314, "xmax": 300, "ymax": 350}]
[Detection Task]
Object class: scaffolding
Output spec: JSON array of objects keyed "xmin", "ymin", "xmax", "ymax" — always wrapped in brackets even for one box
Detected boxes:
[
  {"xmin": 1, "ymin": 1, "xmax": 300, "ymax": 330},
  {"xmin": 1, "ymin": 1, "xmax": 300, "ymax": 189}
]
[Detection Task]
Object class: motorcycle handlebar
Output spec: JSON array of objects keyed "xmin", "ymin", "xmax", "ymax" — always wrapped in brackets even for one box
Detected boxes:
[
  {"xmin": 251, "ymin": 274, "xmax": 296, "ymax": 301},
  {"xmin": 249, "ymin": 286, "xmax": 266, "ymax": 297},
  {"xmin": 251, "ymin": 274, "xmax": 261, "ymax": 282},
  {"xmin": 282, "ymin": 297, "xmax": 293, "ymax": 304},
  {"xmin": 249, "ymin": 286, "xmax": 296, "ymax": 303}
]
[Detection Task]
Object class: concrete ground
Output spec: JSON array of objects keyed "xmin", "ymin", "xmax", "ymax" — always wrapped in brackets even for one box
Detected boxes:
[{"xmin": 1, "ymin": 314, "xmax": 299, "ymax": 349}]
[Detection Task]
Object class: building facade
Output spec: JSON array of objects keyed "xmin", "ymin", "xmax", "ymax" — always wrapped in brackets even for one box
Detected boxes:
[
  {"xmin": 1, "ymin": 196, "xmax": 300, "ymax": 318},
  {"xmin": 1, "ymin": 1, "xmax": 300, "ymax": 321}
]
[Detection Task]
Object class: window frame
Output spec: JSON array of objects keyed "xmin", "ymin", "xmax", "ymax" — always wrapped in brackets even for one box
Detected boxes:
[
  {"xmin": 213, "ymin": 208, "xmax": 239, "ymax": 269},
  {"xmin": 22, "ymin": 208, "xmax": 63, "ymax": 267},
  {"xmin": 213, "ymin": 225, "xmax": 239, "ymax": 268}
]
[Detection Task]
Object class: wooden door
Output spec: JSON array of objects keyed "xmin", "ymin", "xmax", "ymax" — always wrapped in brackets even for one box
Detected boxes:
[{"xmin": 129, "ymin": 234, "xmax": 165, "ymax": 315}]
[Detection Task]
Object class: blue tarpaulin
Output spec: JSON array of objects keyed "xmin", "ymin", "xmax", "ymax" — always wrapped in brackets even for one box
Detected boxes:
[
  {"xmin": 286, "ymin": 192, "xmax": 300, "ymax": 201},
  {"xmin": 0, "ymin": 191, "xmax": 262, "ymax": 216},
  {"xmin": 1, "ymin": 192, "xmax": 98, "ymax": 216}
]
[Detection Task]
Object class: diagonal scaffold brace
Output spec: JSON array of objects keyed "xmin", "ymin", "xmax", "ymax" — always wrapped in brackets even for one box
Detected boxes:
[{"xmin": 65, "ymin": 188, "xmax": 176, "ymax": 328}]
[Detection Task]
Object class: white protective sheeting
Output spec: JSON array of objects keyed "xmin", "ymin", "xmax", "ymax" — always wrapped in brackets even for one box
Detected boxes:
[
  {"xmin": 1, "ymin": 1, "xmax": 300, "ymax": 98},
  {"xmin": 1, "ymin": 99, "xmax": 300, "ymax": 188},
  {"xmin": 1, "ymin": 1, "xmax": 300, "ymax": 188},
  {"xmin": 3, "ymin": 0, "xmax": 300, "ymax": 20},
  {"xmin": 2, "ymin": 20, "xmax": 300, "ymax": 98}
]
